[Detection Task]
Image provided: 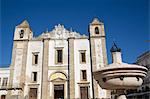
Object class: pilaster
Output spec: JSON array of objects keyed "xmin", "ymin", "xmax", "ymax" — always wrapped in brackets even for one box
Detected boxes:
[
  {"xmin": 68, "ymin": 38, "xmax": 75, "ymax": 98},
  {"xmin": 41, "ymin": 39, "xmax": 49, "ymax": 99},
  {"xmin": 90, "ymin": 38, "xmax": 99, "ymax": 98}
]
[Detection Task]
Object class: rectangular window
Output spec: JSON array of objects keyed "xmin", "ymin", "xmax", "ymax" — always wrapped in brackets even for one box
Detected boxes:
[
  {"xmin": 32, "ymin": 72, "xmax": 37, "ymax": 82},
  {"xmin": 81, "ymin": 52, "xmax": 86, "ymax": 62},
  {"xmin": 34, "ymin": 55, "xmax": 38, "ymax": 64},
  {"xmin": 56, "ymin": 49, "xmax": 63, "ymax": 63},
  {"xmin": 32, "ymin": 52, "xmax": 39, "ymax": 65},
  {"xmin": 82, "ymin": 70, "xmax": 87, "ymax": 80},
  {"xmin": 80, "ymin": 51, "xmax": 86, "ymax": 63},
  {"xmin": 2, "ymin": 78, "xmax": 8, "ymax": 87}
]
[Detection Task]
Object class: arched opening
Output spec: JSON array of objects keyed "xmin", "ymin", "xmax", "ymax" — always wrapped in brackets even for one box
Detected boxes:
[
  {"xmin": 95, "ymin": 27, "xmax": 99, "ymax": 34},
  {"xmin": 50, "ymin": 72, "xmax": 67, "ymax": 99},
  {"xmin": 50, "ymin": 72, "xmax": 67, "ymax": 81},
  {"xmin": 20, "ymin": 30, "xmax": 24, "ymax": 38}
]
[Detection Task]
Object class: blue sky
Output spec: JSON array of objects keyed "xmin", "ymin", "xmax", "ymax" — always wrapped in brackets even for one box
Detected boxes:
[{"xmin": 0, "ymin": 0, "xmax": 149, "ymax": 67}]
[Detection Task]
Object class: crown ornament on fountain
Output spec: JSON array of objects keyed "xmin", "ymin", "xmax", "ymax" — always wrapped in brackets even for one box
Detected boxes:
[{"xmin": 110, "ymin": 42, "xmax": 122, "ymax": 64}]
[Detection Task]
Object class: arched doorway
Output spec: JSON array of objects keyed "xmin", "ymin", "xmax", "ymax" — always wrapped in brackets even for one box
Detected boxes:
[{"xmin": 50, "ymin": 72, "xmax": 67, "ymax": 99}]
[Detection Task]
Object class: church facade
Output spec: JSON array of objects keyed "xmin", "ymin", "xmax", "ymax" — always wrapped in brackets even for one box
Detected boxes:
[{"xmin": 0, "ymin": 18, "xmax": 111, "ymax": 99}]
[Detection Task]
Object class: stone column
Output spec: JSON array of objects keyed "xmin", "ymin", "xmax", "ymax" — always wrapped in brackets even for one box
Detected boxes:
[{"xmin": 41, "ymin": 39, "xmax": 49, "ymax": 99}]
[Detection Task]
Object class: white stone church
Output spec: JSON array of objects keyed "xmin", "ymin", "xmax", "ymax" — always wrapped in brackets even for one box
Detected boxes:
[{"xmin": 0, "ymin": 18, "xmax": 111, "ymax": 99}]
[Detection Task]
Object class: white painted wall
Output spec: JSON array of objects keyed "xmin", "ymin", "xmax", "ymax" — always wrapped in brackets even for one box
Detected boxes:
[
  {"xmin": 47, "ymin": 38, "xmax": 106, "ymax": 98},
  {"xmin": 0, "ymin": 68, "xmax": 10, "ymax": 85},
  {"xmin": 48, "ymin": 39, "xmax": 68, "ymax": 66},
  {"xmin": 48, "ymin": 39, "xmax": 68, "ymax": 98},
  {"xmin": 0, "ymin": 38, "xmax": 107, "ymax": 98},
  {"xmin": 0, "ymin": 68, "xmax": 10, "ymax": 95},
  {"xmin": 74, "ymin": 39, "xmax": 93, "ymax": 98},
  {"xmin": 25, "ymin": 41, "xmax": 43, "ymax": 99}
]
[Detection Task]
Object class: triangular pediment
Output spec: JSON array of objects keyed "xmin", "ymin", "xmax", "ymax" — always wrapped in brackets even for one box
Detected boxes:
[
  {"xmin": 17, "ymin": 20, "xmax": 30, "ymax": 28},
  {"xmin": 91, "ymin": 18, "xmax": 103, "ymax": 25}
]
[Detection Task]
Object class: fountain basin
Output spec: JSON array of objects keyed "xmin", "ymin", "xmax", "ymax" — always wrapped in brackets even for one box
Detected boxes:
[
  {"xmin": 94, "ymin": 63, "xmax": 148, "ymax": 90},
  {"xmin": 93, "ymin": 43, "xmax": 148, "ymax": 99}
]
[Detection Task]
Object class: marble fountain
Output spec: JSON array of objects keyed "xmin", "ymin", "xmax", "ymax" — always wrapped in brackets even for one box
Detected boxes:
[{"xmin": 93, "ymin": 43, "xmax": 148, "ymax": 99}]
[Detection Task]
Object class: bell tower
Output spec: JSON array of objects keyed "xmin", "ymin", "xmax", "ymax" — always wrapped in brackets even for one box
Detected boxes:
[
  {"xmin": 89, "ymin": 18, "xmax": 105, "ymax": 37},
  {"xmin": 8, "ymin": 20, "xmax": 33, "ymax": 98},
  {"xmin": 89, "ymin": 18, "xmax": 110, "ymax": 98},
  {"xmin": 89, "ymin": 18, "xmax": 107, "ymax": 69},
  {"xmin": 14, "ymin": 20, "xmax": 33, "ymax": 40}
]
